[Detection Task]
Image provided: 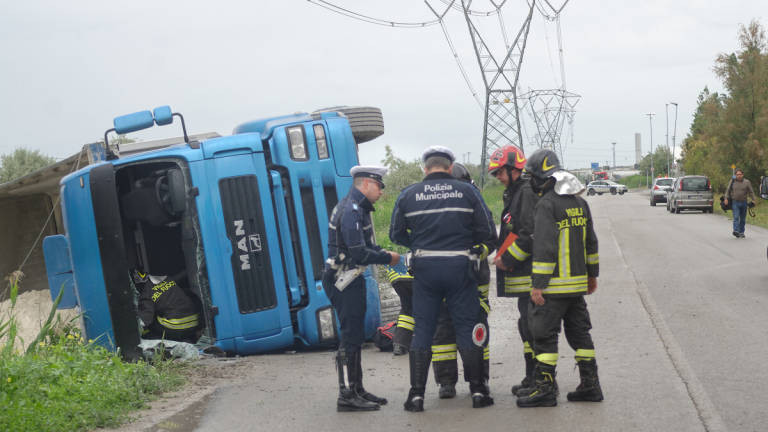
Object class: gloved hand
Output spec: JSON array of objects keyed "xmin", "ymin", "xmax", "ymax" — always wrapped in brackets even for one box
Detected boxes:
[
  {"xmin": 470, "ymin": 244, "xmax": 489, "ymax": 261},
  {"xmin": 748, "ymin": 201, "xmax": 756, "ymax": 208}
]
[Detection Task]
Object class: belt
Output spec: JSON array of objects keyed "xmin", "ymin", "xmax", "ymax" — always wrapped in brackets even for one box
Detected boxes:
[{"xmin": 413, "ymin": 249, "xmax": 470, "ymax": 258}]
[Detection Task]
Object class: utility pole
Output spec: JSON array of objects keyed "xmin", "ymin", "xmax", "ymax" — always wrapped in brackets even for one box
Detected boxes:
[
  {"xmin": 665, "ymin": 103, "xmax": 670, "ymax": 176},
  {"xmin": 646, "ymin": 113, "xmax": 656, "ymax": 182},
  {"xmin": 670, "ymin": 102, "xmax": 678, "ymax": 176},
  {"xmin": 612, "ymin": 142, "xmax": 616, "ymax": 170}
]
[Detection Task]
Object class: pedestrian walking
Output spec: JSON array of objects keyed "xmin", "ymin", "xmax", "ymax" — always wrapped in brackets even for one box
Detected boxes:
[
  {"xmin": 486, "ymin": 145, "xmax": 540, "ymax": 396},
  {"xmin": 515, "ymin": 149, "xmax": 604, "ymax": 408},
  {"xmin": 322, "ymin": 165, "xmax": 401, "ymax": 412},
  {"xmin": 723, "ymin": 168, "xmax": 756, "ymax": 238},
  {"xmin": 390, "ymin": 146, "xmax": 497, "ymax": 411}
]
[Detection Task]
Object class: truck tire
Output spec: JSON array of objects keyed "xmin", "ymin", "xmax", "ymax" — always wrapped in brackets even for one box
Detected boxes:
[{"xmin": 312, "ymin": 106, "xmax": 384, "ymax": 144}]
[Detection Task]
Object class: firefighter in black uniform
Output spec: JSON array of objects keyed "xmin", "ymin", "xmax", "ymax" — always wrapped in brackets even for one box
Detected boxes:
[
  {"xmin": 135, "ymin": 270, "xmax": 200, "ymax": 343},
  {"xmin": 386, "ymin": 258, "xmax": 414, "ymax": 356},
  {"xmin": 487, "ymin": 145, "xmax": 539, "ymax": 395},
  {"xmin": 431, "ymin": 162, "xmax": 494, "ymax": 400},
  {"xmin": 390, "ymin": 146, "xmax": 497, "ymax": 412},
  {"xmin": 515, "ymin": 149, "xmax": 604, "ymax": 408},
  {"xmin": 323, "ymin": 165, "xmax": 400, "ymax": 412}
]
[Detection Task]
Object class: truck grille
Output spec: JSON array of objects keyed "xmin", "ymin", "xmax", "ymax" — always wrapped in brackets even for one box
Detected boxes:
[{"xmin": 219, "ymin": 175, "xmax": 276, "ymax": 313}]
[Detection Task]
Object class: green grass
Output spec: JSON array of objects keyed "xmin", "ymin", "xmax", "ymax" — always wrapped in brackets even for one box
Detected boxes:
[
  {"xmin": 618, "ymin": 174, "xmax": 651, "ymax": 189},
  {"xmin": 373, "ymin": 182, "xmax": 505, "ymax": 253},
  {"xmin": 0, "ymin": 278, "xmax": 187, "ymax": 432}
]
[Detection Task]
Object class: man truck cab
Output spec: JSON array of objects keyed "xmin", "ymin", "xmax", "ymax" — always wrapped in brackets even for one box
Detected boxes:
[{"xmin": 43, "ymin": 105, "xmax": 385, "ymax": 359}]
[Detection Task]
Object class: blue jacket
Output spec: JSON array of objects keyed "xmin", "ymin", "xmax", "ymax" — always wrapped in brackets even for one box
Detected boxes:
[
  {"xmin": 389, "ymin": 172, "xmax": 496, "ymax": 251},
  {"xmin": 327, "ymin": 187, "xmax": 392, "ymax": 267}
]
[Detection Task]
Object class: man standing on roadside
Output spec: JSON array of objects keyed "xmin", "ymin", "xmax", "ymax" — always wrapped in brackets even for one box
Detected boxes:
[
  {"xmin": 323, "ymin": 165, "xmax": 401, "ymax": 412},
  {"xmin": 724, "ymin": 168, "xmax": 756, "ymax": 238},
  {"xmin": 390, "ymin": 146, "xmax": 497, "ymax": 412}
]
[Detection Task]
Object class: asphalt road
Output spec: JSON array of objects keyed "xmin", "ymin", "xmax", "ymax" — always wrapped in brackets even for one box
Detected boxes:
[{"xmin": 135, "ymin": 189, "xmax": 768, "ymax": 432}]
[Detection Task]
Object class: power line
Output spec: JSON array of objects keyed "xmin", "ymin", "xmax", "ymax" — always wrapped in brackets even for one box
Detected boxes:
[{"xmin": 307, "ymin": 0, "xmax": 442, "ymax": 28}]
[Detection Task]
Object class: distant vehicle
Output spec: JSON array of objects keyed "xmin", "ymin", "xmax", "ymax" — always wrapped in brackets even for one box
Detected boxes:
[
  {"xmin": 650, "ymin": 177, "xmax": 675, "ymax": 206},
  {"xmin": 593, "ymin": 171, "xmax": 609, "ymax": 180},
  {"xmin": 586, "ymin": 180, "xmax": 627, "ymax": 196},
  {"xmin": 667, "ymin": 175, "xmax": 714, "ymax": 213}
]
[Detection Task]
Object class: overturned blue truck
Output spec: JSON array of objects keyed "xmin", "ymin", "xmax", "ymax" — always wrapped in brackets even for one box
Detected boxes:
[{"xmin": 42, "ymin": 105, "xmax": 387, "ymax": 359}]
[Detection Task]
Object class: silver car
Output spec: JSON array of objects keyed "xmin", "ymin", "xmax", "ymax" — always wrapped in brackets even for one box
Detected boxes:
[
  {"xmin": 667, "ymin": 175, "xmax": 714, "ymax": 213},
  {"xmin": 650, "ymin": 177, "xmax": 674, "ymax": 206},
  {"xmin": 586, "ymin": 180, "xmax": 627, "ymax": 196}
]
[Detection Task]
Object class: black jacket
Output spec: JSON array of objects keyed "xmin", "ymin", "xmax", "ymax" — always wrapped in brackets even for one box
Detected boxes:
[
  {"xmin": 531, "ymin": 190, "xmax": 599, "ymax": 296},
  {"xmin": 137, "ymin": 275, "xmax": 199, "ymax": 332},
  {"xmin": 496, "ymin": 178, "xmax": 539, "ymax": 297},
  {"xmin": 327, "ymin": 187, "xmax": 392, "ymax": 268}
]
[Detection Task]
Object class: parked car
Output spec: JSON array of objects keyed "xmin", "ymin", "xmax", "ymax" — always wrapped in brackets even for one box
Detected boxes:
[
  {"xmin": 650, "ymin": 177, "xmax": 675, "ymax": 206},
  {"xmin": 667, "ymin": 175, "xmax": 714, "ymax": 213},
  {"xmin": 586, "ymin": 180, "xmax": 627, "ymax": 196}
]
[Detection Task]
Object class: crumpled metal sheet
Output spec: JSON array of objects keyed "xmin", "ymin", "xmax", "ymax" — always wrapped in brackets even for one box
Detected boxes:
[
  {"xmin": 138, "ymin": 339, "xmax": 200, "ymax": 361},
  {"xmin": 552, "ymin": 170, "xmax": 585, "ymax": 196}
]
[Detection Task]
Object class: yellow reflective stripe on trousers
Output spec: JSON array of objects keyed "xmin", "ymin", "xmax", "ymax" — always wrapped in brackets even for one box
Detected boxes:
[
  {"xmin": 586, "ymin": 253, "xmax": 599, "ymax": 265},
  {"xmin": 536, "ymin": 352, "xmax": 558, "ymax": 366},
  {"xmin": 523, "ymin": 341, "xmax": 533, "ymax": 355},
  {"xmin": 432, "ymin": 352, "xmax": 458, "ymax": 362},
  {"xmin": 559, "ymin": 227, "xmax": 570, "ymax": 278},
  {"xmin": 532, "ymin": 261, "xmax": 555, "ymax": 274},
  {"xmin": 508, "ymin": 242, "xmax": 530, "ymax": 261},
  {"xmin": 432, "ymin": 344, "xmax": 457, "ymax": 353},
  {"xmin": 483, "ymin": 346, "xmax": 490, "ymax": 360},
  {"xmin": 479, "ymin": 298, "xmax": 490, "ymax": 315},
  {"xmin": 158, "ymin": 314, "xmax": 199, "ymax": 330},
  {"xmin": 478, "ymin": 284, "xmax": 490, "ymax": 298},
  {"xmin": 574, "ymin": 348, "xmax": 595, "ymax": 362},
  {"xmin": 432, "ymin": 343, "xmax": 457, "ymax": 362},
  {"xmin": 397, "ymin": 314, "xmax": 415, "ymax": 330}
]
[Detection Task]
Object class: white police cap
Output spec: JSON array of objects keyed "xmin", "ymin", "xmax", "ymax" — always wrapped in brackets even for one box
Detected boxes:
[
  {"xmin": 350, "ymin": 165, "xmax": 388, "ymax": 188},
  {"xmin": 421, "ymin": 145, "xmax": 455, "ymax": 164}
]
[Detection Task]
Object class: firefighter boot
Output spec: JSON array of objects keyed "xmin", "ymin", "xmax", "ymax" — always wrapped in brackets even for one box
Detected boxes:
[
  {"xmin": 567, "ymin": 360, "xmax": 604, "ymax": 402},
  {"xmin": 404, "ymin": 350, "xmax": 431, "ymax": 412},
  {"xmin": 516, "ymin": 363, "xmax": 557, "ymax": 407},
  {"xmin": 433, "ymin": 352, "xmax": 458, "ymax": 399},
  {"xmin": 511, "ymin": 352, "xmax": 534, "ymax": 396},
  {"xmin": 349, "ymin": 350, "xmax": 388, "ymax": 405},
  {"xmin": 460, "ymin": 347, "xmax": 494, "ymax": 408},
  {"xmin": 335, "ymin": 350, "xmax": 380, "ymax": 412}
]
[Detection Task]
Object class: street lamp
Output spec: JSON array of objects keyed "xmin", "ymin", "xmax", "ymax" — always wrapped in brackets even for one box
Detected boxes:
[
  {"xmin": 646, "ymin": 113, "xmax": 655, "ymax": 182},
  {"xmin": 665, "ymin": 104, "xmax": 670, "ymax": 176},
  {"xmin": 670, "ymin": 102, "xmax": 678, "ymax": 175}
]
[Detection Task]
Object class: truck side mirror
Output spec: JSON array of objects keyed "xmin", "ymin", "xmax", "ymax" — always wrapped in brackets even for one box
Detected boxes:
[
  {"xmin": 153, "ymin": 105, "xmax": 173, "ymax": 126},
  {"xmin": 114, "ymin": 110, "xmax": 155, "ymax": 134}
]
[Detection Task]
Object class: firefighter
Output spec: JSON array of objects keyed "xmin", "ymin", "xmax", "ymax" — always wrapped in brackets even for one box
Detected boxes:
[
  {"xmin": 515, "ymin": 149, "xmax": 604, "ymax": 408},
  {"xmin": 386, "ymin": 256, "xmax": 414, "ymax": 356},
  {"xmin": 430, "ymin": 162, "xmax": 494, "ymax": 400},
  {"xmin": 390, "ymin": 146, "xmax": 497, "ymax": 411},
  {"xmin": 486, "ymin": 145, "xmax": 540, "ymax": 395},
  {"xmin": 135, "ymin": 270, "xmax": 200, "ymax": 343},
  {"xmin": 322, "ymin": 165, "xmax": 401, "ymax": 412}
]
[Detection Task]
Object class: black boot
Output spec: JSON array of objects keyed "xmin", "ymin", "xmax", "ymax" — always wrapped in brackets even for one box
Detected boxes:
[
  {"xmin": 335, "ymin": 350, "xmax": 379, "ymax": 412},
  {"xmin": 393, "ymin": 326, "xmax": 412, "ymax": 356},
  {"xmin": 349, "ymin": 350, "xmax": 388, "ymax": 405},
  {"xmin": 516, "ymin": 363, "xmax": 557, "ymax": 407},
  {"xmin": 438, "ymin": 383, "xmax": 456, "ymax": 399},
  {"xmin": 404, "ymin": 350, "xmax": 431, "ymax": 412},
  {"xmin": 460, "ymin": 347, "xmax": 494, "ymax": 408},
  {"xmin": 567, "ymin": 360, "xmax": 603, "ymax": 402},
  {"xmin": 511, "ymin": 352, "xmax": 535, "ymax": 396}
]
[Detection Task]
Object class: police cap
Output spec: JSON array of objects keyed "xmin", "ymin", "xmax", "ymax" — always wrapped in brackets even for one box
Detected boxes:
[
  {"xmin": 350, "ymin": 165, "xmax": 388, "ymax": 188},
  {"xmin": 421, "ymin": 145, "xmax": 455, "ymax": 164}
]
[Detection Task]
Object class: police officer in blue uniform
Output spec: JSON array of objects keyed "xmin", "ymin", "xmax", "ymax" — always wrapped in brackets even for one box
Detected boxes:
[
  {"xmin": 323, "ymin": 165, "xmax": 401, "ymax": 412},
  {"xmin": 390, "ymin": 146, "xmax": 497, "ymax": 411}
]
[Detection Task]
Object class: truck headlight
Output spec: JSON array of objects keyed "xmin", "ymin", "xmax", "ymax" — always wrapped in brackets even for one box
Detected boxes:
[
  {"xmin": 286, "ymin": 126, "xmax": 308, "ymax": 160},
  {"xmin": 313, "ymin": 124, "xmax": 329, "ymax": 159},
  {"xmin": 317, "ymin": 306, "xmax": 337, "ymax": 342}
]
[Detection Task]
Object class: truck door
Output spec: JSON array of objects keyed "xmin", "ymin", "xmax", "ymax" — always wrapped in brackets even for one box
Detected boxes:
[{"xmin": 202, "ymin": 135, "xmax": 293, "ymax": 353}]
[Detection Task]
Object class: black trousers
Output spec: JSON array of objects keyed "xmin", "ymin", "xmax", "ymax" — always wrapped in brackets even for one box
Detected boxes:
[
  {"xmin": 432, "ymin": 299, "xmax": 489, "ymax": 385},
  {"xmin": 392, "ymin": 279, "xmax": 414, "ymax": 348},
  {"xmin": 322, "ymin": 269, "xmax": 366, "ymax": 353},
  {"xmin": 528, "ymin": 296, "xmax": 594, "ymax": 363},
  {"xmin": 517, "ymin": 294, "xmax": 533, "ymax": 352}
]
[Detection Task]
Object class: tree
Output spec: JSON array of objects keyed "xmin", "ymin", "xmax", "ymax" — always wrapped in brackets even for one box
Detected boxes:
[
  {"xmin": 0, "ymin": 148, "xmax": 56, "ymax": 183},
  {"xmin": 381, "ymin": 145, "xmax": 424, "ymax": 192}
]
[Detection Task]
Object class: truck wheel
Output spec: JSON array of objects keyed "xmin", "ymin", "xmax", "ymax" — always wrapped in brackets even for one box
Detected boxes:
[
  {"xmin": 650, "ymin": 199, "xmax": 656, "ymax": 207},
  {"xmin": 619, "ymin": 190, "xmax": 625, "ymax": 195},
  {"xmin": 379, "ymin": 292, "xmax": 400, "ymax": 324},
  {"xmin": 312, "ymin": 106, "xmax": 384, "ymax": 144}
]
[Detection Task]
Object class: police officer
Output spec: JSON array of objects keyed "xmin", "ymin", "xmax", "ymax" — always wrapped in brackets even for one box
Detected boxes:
[
  {"xmin": 430, "ymin": 162, "xmax": 494, "ymax": 400},
  {"xmin": 323, "ymin": 165, "xmax": 400, "ymax": 412},
  {"xmin": 487, "ymin": 145, "xmax": 539, "ymax": 395},
  {"xmin": 135, "ymin": 270, "xmax": 200, "ymax": 343},
  {"xmin": 515, "ymin": 149, "xmax": 603, "ymax": 408},
  {"xmin": 390, "ymin": 146, "xmax": 496, "ymax": 411}
]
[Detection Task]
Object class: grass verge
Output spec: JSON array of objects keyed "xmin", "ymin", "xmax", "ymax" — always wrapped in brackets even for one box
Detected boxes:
[{"xmin": 0, "ymin": 276, "xmax": 187, "ymax": 432}]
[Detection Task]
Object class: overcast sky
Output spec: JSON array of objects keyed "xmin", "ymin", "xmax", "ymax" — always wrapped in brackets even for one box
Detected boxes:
[{"xmin": 0, "ymin": 1, "xmax": 764, "ymax": 170}]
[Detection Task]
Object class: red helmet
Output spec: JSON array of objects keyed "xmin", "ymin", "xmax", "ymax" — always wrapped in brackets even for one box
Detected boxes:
[{"xmin": 488, "ymin": 145, "xmax": 526, "ymax": 174}]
